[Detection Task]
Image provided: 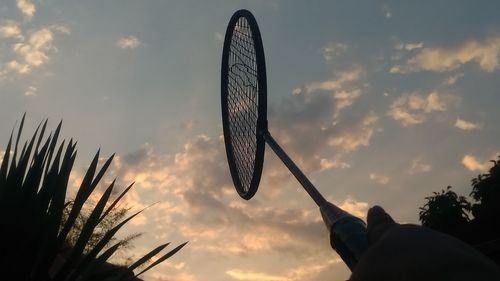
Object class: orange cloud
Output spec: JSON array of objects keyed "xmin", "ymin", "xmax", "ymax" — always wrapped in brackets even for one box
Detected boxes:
[
  {"xmin": 388, "ymin": 91, "xmax": 459, "ymax": 126},
  {"xmin": 391, "ymin": 36, "xmax": 500, "ymax": 73},
  {"xmin": 454, "ymin": 118, "xmax": 482, "ymax": 130},
  {"xmin": 117, "ymin": 36, "xmax": 142, "ymax": 49},
  {"xmin": 462, "ymin": 155, "xmax": 490, "ymax": 172},
  {"xmin": 17, "ymin": 0, "xmax": 36, "ymax": 20}
]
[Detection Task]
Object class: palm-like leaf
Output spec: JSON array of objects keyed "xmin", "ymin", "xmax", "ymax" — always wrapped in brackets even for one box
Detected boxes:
[{"xmin": 0, "ymin": 116, "xmax": 186, "ymax": 281}]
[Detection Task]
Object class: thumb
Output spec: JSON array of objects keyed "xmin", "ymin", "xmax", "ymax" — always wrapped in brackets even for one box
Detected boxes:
[{"xmin": 367, "ymin": 205, "xmax": 397, "ymax": 244}]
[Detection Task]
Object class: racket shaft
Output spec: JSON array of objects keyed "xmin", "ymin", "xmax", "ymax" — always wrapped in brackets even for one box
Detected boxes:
[
  {"xmin": 262, "ymin": 131, "xmax": 326, "ymax": 206},
  {"xmin": 264, "ymin": 131, "xmax": 368, "ymax": 269}
]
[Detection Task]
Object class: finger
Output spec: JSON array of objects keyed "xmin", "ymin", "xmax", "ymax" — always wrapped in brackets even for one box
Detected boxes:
[{"xmin": 367, "ymin": 205, "xmax": 397, "ymax": 244}]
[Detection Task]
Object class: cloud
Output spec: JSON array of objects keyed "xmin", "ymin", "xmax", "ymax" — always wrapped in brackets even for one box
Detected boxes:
[
  {"xmin": 321, "ymin": 42, "xmax": 348, "ymax": 61},
  {"xmin": 226, "ymin": 257, "xmax": 342, "ymax": 281},
  {"xmin": 49, "ymin": 24, "xmax": 71, "ymax": 35},
  {"xmin": 17, "ymin": 0, "xmax": 36, "ymax": 20},
  {"xmin": 333, "ymin": 90, "xmax": 361, "ymax": 112},
  {"xmin": 0, "ymin": 7, "xmax": 69, "ymax": 77},
  {"xmin": 14, "ymin": 28, "xmax": 54, "ymax": 66},
  {"xmin": 382, "ymin": 5, "xmax": 391, "ymax": 18},
  {"xmin": 369, "ymin": 173, "xmax": 390, "ymax": 185},
  {"xmin": 270, "ymin": 93, "xmax": 379, "ymax": 172},
  {"xmin": 454, "ymin": 118, "xmax": 482, "ymax": 130},
  {"xmin": 395, "ymin": 42, "xmax": 423, "ymax": 51},
  {"xmin": 334, "ymin": 197, "xmax": 369, "ymax": 218},
  {"xmin": 100, "ymin": 63, "xmax": 374, "ymax": 280},
  {"xmin": 149, "ymin": 272, "xmax": 198, "ymax": 281},
  {"xmin": 318, "ymin": 157, "xmax": 350, "ymax": 171},
  {"xmin": 442, "ymin": 73, "xmax": 464, "ymax": 86},
  {"xmin": 226, "ymin": 269, "xmax": 290, "ymax": 281},
  {"xmin": 301, "ymin": 66, "xmax": 364, "ymax": 116},
  {"xmin": 388, "ymin": 91, "xmax": 460, "ymax": 126},
  {"xmin": 5, "ymin": 60, "xmax": 31, "ymax": 74},
  {"xmin": 304, "ymin": 66, "xmax": 362, "ymax": 94},
  {"xmin": 112, "ymin": 135, "xmax": 231, "ymax": 209},
  {"xmin": 0, "ymin": 22, "xmax": 23, "ymax": 39},
  {"xmin": 117, "ymin": 36, "xmax": 142, "ymax": 49},
  {"xmin": 325, "ymin": 111, "xmax": 378, "ymax": 152},
  {"xmin": 80, "ymin": 131, "xmax": 368, "ymax": 281},
  {"xmin": 176, "ymin": 192, "xmax": 326, "ymax": 257},
  {"xmin": 117, "ymin": 144, "xmax": 173, "ymax": 192},
  {"xmin": 408, "ymin": 157, "xmax": 432, "ymax": 175},
  {"xmin": 388, "ymin": 65, "xmax": 403, "ymax": 73},
  {"xmin": 2, "ymin": 25, "xmax": 69, "ymax": 75},
  {"xmin": 462, "ymin": 154, "xmax": 494, "ymax": 172},
  {"xmin": 116, "ymin": 134, "xmax": 364, "ymax": 247},
  {"xmin": 178, "ymin": 120, "xmax": 199, "ymax": 131},
  {"xmin": 24, "ymin": 86, "xmax": 37, "ymax": 96},
  {"xmin": 267, "ymin": 66, "xmax": 377, "ymax": 172},
  {"xmin": 391, "ymin": 36, "xmax": 500, "ymax": 73}
]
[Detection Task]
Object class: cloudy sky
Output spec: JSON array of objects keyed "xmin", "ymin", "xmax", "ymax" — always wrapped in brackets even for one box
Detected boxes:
[{"xmin": 2, "ymin": 1, "xmax": 500, "ymax": 280}]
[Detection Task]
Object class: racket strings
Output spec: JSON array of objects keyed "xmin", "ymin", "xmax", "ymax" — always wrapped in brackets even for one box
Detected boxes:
[{"xmin": 227, "ymin": 17, "xmax": 260, "ymax": 192}]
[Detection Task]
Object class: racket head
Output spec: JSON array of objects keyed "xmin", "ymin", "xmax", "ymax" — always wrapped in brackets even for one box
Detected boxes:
[{"xmin": 221, "ymin": 9, "xmax": 267, "ymax": 200}]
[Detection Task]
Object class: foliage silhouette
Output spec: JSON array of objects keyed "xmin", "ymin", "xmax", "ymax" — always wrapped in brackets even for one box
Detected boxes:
[
  {"xmin": 419, "ymin": 186, "xmax": 471, "ymax": 240},
  {"xmin": 0, "ymin": 115, "xmax": 187, "ymax": 281},
  {"xmin": 470, "ymin": 156, "xmax": 500, "ymax": 240},
  {"xmin": 419, "ymin": 156, "xmax": 500, "ymax": 262},
  {"xmin": 63, "ymin": 199, "xmax": 143, "ymax": 264}
]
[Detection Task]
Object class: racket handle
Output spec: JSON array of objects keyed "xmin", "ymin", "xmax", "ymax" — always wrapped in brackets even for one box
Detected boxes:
[{"xmin": 320, "ymin": 202, "xmax": 368, "ymax": 271}]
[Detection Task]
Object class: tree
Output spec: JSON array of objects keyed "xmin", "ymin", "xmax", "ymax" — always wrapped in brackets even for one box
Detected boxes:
[
  {"xmin": 419, "ymin": 186, "xmax": 471, "ymax": 240},
  {"xmin": 419, "ymin": 156, "xmax": 500, "ymax": 245},
  {"xmin": 470, "ymin": 156, "xmax": 500, "ymax": 239}
]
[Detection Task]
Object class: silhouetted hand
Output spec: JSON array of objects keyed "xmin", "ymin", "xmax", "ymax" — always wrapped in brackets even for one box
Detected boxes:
[{"xmin": 349, "ymin": 206, "xmax": 500, "ymax": 281}]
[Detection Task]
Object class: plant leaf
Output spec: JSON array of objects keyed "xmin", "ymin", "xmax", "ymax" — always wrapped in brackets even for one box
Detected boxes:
[
  {"xmin": 98, "ymin": 182, "xmax": 134, "ymax": 224},
  {"xmin": 78, "ymin": 242, "xmax": 123, "ymax": 281},
  {"xmin": 53, "ymin": 180, "xmax": 115, "ymax": 281},
  {"xmin": 112, "ymin": 243, "xmax": 170, "ymax": 281},
  {"xmin": 135, "ymin": 241, "xmax": 189, "ymax": 278}
]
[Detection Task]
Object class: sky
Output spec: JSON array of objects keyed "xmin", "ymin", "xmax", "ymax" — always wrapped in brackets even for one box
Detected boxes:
[{"xmin": 1, "ymin": 1, "xmax": 500, "ymax": 280}]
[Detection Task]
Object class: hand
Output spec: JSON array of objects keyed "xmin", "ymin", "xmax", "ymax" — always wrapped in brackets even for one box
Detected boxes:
[{"xmin": 349, "ymin": 206, "xmax": 500, "ymax": 281}]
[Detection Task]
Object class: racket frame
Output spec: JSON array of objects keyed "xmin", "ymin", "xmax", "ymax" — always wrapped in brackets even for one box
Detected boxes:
[{"xmin": 221, "ymin": 9, "xmax": 267, "ymax": 199}]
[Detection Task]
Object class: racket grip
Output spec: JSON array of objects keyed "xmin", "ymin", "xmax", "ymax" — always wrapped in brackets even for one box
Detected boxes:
[{"xmin": 320, "ymin": 202, "xmax": 368, "ymax": 271}]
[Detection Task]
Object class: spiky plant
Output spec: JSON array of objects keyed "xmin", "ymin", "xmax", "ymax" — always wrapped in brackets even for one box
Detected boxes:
[
  {"xmin": 0, "ymin": 115, "xmax": 186, "ymax": 281},
  {"xmin": 62, "ymin": 199, "xmax": 144, "ymax": 261}
]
